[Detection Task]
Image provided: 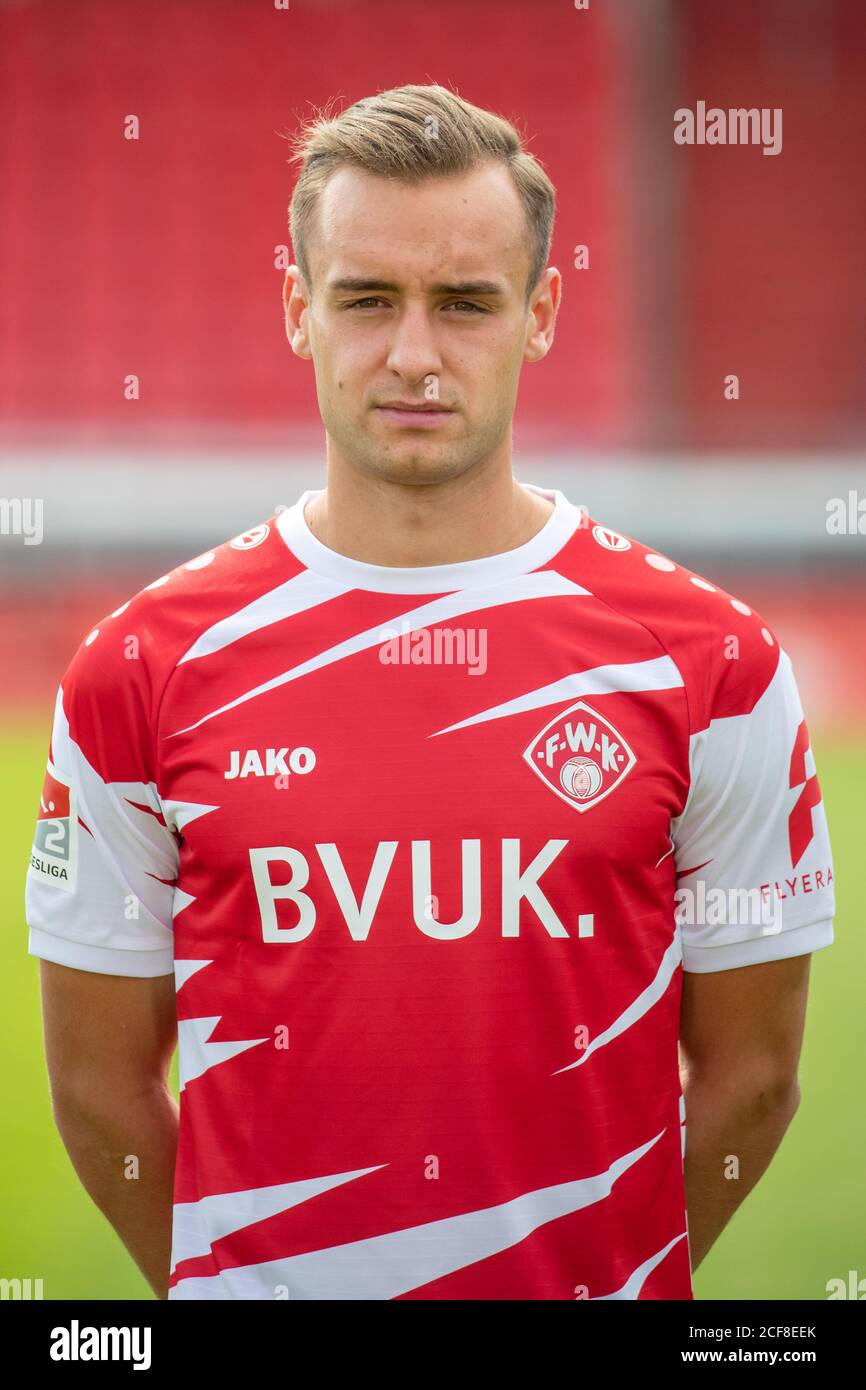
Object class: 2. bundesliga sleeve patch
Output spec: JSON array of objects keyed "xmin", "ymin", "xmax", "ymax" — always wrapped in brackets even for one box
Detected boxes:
[
  {"xmin": 523, "ymin": 700, "xmax": 636, "ymax": 812},
  {"xmin": 30, "ymin": 762, "xmax": 78, "ymax": 892}
]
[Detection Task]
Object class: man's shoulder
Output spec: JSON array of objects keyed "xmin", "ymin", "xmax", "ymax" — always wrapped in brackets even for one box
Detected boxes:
[
  {"xmin": 560, "ymin": 510, "xmax": 783, "ymax": 730},
  {"xmin": 61, "ymin": 513, "xmax": 296, "ymax": 700}
]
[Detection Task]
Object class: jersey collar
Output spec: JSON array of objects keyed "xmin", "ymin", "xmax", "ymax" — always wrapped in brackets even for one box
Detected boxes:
[{"xmin": 275, "ymin": 482, "xmax": 584, "ymax": 593}]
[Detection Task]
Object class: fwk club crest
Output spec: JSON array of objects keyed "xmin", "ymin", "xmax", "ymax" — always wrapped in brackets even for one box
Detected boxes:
[{"xmin": 523, "ymin": 700, "xmax": 636, "ymax": 812}]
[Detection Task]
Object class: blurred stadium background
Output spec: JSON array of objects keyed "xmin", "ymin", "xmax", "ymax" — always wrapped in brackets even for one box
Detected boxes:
[{"xmin": 1, "ymin": 0, "xmax": 863, "ymax": 1300}]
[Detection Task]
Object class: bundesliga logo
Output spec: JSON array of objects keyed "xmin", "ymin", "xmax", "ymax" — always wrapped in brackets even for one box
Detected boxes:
[
  {"xmin": 523, "ymin": 700, "xmax": 636, "ymax": 812},
  {"xmin": 30, "ymin": 763, "xmax": 77, "ymax": 891}
]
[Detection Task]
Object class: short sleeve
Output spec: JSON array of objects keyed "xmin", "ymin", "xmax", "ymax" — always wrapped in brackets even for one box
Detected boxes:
[
  {"xmin": 671, "ymin": 646, "xmax": 835, "ymax": 973},
  {"xmin": 25, "ymin": 640, "xmax": 179, "ymax": 977}
]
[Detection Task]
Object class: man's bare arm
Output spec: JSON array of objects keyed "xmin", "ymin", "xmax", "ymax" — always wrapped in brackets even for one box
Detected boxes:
[
  {"xmin": 679, "ymin": 953, "xmax": 812, "ymax": 1273},
  {"xmin": 38, "ymin": 960, "xmax": 179, "ymax": 1299}
]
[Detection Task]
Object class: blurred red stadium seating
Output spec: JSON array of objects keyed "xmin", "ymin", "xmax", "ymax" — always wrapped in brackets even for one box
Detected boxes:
[{"xmin": 1, "ymin": 0, "xmax": 863, "ymax": 451}]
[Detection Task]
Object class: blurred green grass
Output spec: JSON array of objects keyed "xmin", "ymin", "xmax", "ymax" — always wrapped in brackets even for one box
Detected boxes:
[{"xmin": 1, "ymin": 722, "xmax": 862, "ymax": 1300}]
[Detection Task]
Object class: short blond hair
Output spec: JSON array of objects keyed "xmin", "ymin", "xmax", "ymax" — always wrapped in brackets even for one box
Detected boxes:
[{"xmin": 287, "ymin": 83, "xmax": 556, "ymax": 300}]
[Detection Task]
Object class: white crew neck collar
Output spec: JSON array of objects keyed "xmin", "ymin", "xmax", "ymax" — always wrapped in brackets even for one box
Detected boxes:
[{"xmin": 275, "ymin": 483, "xmax": 583, "ymax": 593}]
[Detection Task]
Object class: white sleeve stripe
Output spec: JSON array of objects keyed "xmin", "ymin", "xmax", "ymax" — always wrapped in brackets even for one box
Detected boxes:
[{"xmin": 28, "ymin": 926, "xmax": 174, "ymax": 978}]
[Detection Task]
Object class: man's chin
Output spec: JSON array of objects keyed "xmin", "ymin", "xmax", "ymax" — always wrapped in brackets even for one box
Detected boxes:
[{"xmin": 359, "ymin": 444, "xmax": 474, "ymax": 486}]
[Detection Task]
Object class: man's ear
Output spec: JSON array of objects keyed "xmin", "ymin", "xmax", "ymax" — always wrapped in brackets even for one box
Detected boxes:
[
  {"xmin": 283, "ymin": 265, "xmax": 313, "ymax": 360},
  {"xmin": 523, "ymin": 266, "xmax": 561, "ymax": 365}
]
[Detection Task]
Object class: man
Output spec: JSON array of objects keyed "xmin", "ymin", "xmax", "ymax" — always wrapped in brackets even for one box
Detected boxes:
[{"xmin": 26, "ymin": 84, "xmax": 834, "ymax": 1300}]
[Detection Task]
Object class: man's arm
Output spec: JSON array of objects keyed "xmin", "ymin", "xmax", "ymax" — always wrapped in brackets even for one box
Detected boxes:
[
  {"xmin": 679, "ymin": 953, "xmax": 812, "ymax": 1273},
  {"xmin": 39, "ymin": 960, "xmax": 179, "ymax": 1300}
]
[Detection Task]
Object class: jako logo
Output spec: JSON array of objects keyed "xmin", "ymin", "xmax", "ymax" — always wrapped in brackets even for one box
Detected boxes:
[
  {"xmin": 50, "ymin": 1320, "xmax": 151, "ymax": 1370},
  {"xmin": 225, "ymin": 747, "xmax": 316, "ymax": 779}
]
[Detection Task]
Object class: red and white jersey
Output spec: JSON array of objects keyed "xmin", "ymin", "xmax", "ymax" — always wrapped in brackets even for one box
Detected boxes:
[{"xmin": 25, "ymin": 483, "xmax": 835, "ymax": 1300}]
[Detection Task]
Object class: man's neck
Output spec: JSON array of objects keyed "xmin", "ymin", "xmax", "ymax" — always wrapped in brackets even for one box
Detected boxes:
[{"xmin": 302, "ymin": 463, "xmax": 555, "ymax": 569}]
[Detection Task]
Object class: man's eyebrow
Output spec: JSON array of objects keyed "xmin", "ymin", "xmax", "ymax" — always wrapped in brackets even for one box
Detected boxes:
[
  {"xmin": 328, "ymin": 277, "xmax": 506, "ymax": 297},
  {"xmin": 436, "ymin": 280, "xmax": 505, "ymax": 297}
]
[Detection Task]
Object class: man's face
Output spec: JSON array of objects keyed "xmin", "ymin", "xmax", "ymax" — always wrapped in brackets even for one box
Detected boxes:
[{"xmin": 284, "ymin": 161, "xmax": 559, "ymax": 486}]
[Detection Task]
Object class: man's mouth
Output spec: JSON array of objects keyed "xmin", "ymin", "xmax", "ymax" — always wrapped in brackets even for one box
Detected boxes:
[
  {"xmin": 376, "ymin": 401, "xmax": 455, "ymax": 411},
  {"xmin": 374, "ymin": 401, "xmax": 456, "ymax": 428}
]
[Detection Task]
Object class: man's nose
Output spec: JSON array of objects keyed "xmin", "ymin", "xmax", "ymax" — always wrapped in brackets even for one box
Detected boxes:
[{"xmin": 385, "ymin": 305, "xmax": 443, "ymax": 382}]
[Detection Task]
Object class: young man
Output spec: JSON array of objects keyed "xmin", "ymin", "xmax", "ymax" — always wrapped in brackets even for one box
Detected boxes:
[{"xmin": 26, "ymin": 84, "xmax": 834, "ymax": 1300}]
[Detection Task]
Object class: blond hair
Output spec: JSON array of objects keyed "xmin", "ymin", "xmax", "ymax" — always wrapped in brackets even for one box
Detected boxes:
[{"xmin": 287, "ymin": 83, "xmax": 556, "ymax": 300}]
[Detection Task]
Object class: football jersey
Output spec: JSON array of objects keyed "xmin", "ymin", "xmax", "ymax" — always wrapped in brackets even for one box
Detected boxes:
[{"xmin": 25, "ymin": 482, "xmax": 835, "ymax": 1300}]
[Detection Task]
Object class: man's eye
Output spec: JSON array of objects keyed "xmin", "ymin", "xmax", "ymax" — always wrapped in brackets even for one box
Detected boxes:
[{"xmin": 343, "ymin": 298, "xmax": 486, "ymax": 313}]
